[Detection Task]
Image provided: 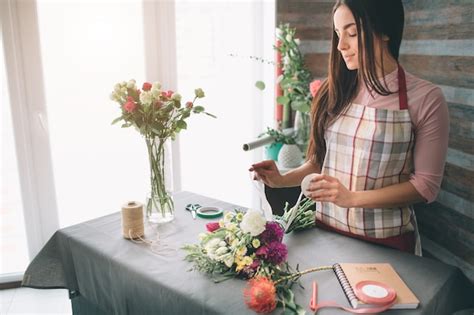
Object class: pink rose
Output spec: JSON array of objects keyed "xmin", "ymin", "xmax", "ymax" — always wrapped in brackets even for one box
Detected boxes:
[
  {"xmin": 126, "ymin": 96, "xmax": 134, "ymax": 102},
  {"xmin": 186, "ymin": 101, "xmax": 193, "ymax": 109},
  {"xmin": 310, "ymin": 79, "xmax": 322, "ymax": 97},
  {"xmin": 206, "ymin": 222, "xmax": 220, "ymax": 232},
  {"xmin": 161, "ymin": 91, "xmax": 168, "ymax": 99},
  {"xmin": 142, "ymin": 82, "xmax": 152, "ymax": 91},
  {"xmin": 123, "ymin": 101, "xmax": 136, "ymax": 113},
  {"xmin": 166, "ymin": 90, "xmax": 174, "ymax": 98}
]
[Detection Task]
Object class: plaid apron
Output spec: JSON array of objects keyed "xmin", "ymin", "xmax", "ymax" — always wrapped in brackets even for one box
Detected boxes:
[{"xmin": 315, "ymin": 65, "xmax": 421, "ymax": 255}]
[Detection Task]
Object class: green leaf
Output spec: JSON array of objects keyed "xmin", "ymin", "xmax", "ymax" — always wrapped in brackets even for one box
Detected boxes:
[
  {"xmin": 295, "ymin": 304, "xmax": 306, "ymax": 315},
  {"xmin": 177, "ymin": 120, "xmax": 187, "ymax": 130},
  {"xmin": 193, "ymin": 106, "xmax": 205, "ymax": 113},
  {"xmin": 111, "ymin": 116, "xmax": 123, "ymax": 125},
  {"xmin": 277, "ymin": 95, "xmax": 290, "ymax": 106},
  {"xmin": 291, "ymin": 100, "xmax": 310, "ymax": 113},
  {"xmin": 255, "ymin": 81, "xmax": 266, "ymax": 90}
]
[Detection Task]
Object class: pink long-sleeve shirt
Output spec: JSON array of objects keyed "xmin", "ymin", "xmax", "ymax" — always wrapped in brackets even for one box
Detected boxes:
[{"xmin": 352, "ymin": 67, "xmax": 449, "ymax": 203}]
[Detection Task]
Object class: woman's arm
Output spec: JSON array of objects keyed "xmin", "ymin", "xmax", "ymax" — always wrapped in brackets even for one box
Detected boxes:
[
  {"xmin": 307, "ymin": 175, "xmax": 424, "ymax": 208},
  {"xmin": 250, "ymin": 160, "xmax": 320, "ymax": 188}
]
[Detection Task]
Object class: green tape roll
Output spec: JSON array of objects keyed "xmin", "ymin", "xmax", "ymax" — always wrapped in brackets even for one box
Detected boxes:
[{"xmin": 196, "ymin": 206, "xmax": 223, "ymax": 219}]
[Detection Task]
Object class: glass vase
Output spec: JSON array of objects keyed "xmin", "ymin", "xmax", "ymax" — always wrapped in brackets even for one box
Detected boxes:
[
  {"xmin": 145, "ymin": 137, "xmax": 174, "ymax": 224},
  {"xmin": 294, "ymin": 111, "xmax": 311, "ymax": 157}
]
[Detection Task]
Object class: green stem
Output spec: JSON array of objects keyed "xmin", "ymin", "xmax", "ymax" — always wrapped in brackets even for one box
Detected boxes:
[
  {"xmin": 275, "ymin": 265, "xmax": 333, "ymax": 285},
  {"xmin": 145, "ymin": 136, "xmax": 174, "ymax": 218}
]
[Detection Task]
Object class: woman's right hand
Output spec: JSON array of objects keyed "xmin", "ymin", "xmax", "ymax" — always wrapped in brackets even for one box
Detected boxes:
[{"xmin": 249, "ymin": 160, "xmax": 284, "ymax": 188}]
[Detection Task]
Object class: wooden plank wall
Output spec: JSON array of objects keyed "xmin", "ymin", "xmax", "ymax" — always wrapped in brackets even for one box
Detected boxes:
[{"xmin": 277, "ymin": 0, "xmax": 474, "ymax": 281}]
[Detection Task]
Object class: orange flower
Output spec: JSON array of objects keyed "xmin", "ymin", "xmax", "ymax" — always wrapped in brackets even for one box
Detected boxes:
[{"xmin": 243, "ymin": 276, "xmax": 277, "ymax": 314}]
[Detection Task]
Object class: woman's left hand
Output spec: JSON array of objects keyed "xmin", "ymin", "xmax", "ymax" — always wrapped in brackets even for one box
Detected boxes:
[{"xmin": 306, "ymin": 174, "xmax": 355, "ymax": 208}]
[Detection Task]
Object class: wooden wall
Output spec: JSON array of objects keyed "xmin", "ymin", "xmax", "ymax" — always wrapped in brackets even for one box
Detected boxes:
[{"xmin": 277, "ymin": 0, "xmax": 474, "ymax": 281}]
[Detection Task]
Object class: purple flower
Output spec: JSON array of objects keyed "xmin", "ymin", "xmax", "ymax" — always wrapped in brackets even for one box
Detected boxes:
[
  {"xmin": 259, "ymin": 222, "xmax": 284, "ymax": 245},
  {"xmin": 250, "ymin": 259, "xmax": 261, "ymax": 270},
  {"xmin": 256, "ymin": 242, "xmax": 288, "ymax": 265}
]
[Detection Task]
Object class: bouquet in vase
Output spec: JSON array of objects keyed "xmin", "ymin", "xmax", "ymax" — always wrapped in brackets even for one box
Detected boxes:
[{"xmin": 110, "ymin": 80, "xmax": 215, "ymax": 223}]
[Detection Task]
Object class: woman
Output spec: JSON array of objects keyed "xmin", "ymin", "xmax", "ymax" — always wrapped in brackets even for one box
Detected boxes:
[{"xmin": 250, "ymin": 0, "xmax": 449, "ymax": 255}]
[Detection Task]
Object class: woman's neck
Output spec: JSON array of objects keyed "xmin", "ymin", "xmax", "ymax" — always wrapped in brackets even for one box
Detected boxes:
[{"xmin": 375, "ymin": 52, "xmax": 398, "ymax": 78}]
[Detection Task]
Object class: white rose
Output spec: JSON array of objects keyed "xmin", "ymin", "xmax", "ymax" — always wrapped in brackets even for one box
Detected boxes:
[
  {"xmin": 152, "ymin": 82, "xmax": 161, "ymax": 90},
  {"xmin": 139, "ymin": 91, "xmax": 152, "ymax": 105},
  {"xmin": 127, "ymin": 79, "xmax": 136, "ymax": 89},
  {"xmin": 295, "ymin": 38, "xmax": 300, "ymax": 45},
  {"xmin": 151, "ymin": 88, "xmax": 160, "ymax": 98},
  {"xmin": 240, "ymin": 209, "xmax": 266, "ymax": 236},
  {"xmin": 171, "ymin": 93, "xmax": 181, "ymax": 102},
  {"xmin": 286, "ymin": 34, "xmax": 292, "ymax": 42}
]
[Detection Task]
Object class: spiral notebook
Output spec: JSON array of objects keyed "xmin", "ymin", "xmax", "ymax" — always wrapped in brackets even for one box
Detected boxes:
[{"xmin": 333, "ymin": 263, "xmax": 419, "ymax": 309}]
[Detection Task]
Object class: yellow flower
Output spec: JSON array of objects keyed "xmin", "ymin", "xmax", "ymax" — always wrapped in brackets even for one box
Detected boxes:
[
  {"xmin": 235, "ymin": 256, "xmax": 246, "ymax": 272},
  {"xmin": 236, "ymin": 212, "xmax": 244, "ymax": 222},
  {"xmin": 237, "ymin": 246, "xmax": 247, "ymax": 257},
  {"xmin": 243, "ymin": 256, "xmax": 253, "ymax": 266},
  {"xmin": 224, "ymin": 212, "xmax": 234, "ymax": 222},
  {"xmin": 252, "ymin": 239, "xmax": 261, "ymax": 248},
  {"xmin": 226, "ymin": 223, "xmax": 237, "ymax": 231}
]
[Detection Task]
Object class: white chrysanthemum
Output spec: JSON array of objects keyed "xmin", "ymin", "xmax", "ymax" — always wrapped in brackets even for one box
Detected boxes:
[
  {"xmin": 240, "ymin": 209, "xmax": 266, "ymax": 236},
  {"xmin": 114, "ymin": 83, "xmax": 121, "ymax": 92},
  {"xmin": 215, "ymin": 247, "xmax": 228, "ymax": 256},
  {"xmin": 223, "ymin": 254, "xmax": 234, "ymax": 268},
  {"xmin": 120, "ymin": 86, "xmax": 127, "ymax": 94},
  {"xmin": 139, "ymin": 91, "xmax": 152, "ymax": 105}
]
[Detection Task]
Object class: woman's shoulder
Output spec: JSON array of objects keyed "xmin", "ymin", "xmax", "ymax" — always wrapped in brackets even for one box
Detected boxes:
[
  {"xmin": 404, "ymin": 71, "xmax": 447, "ymax": 129},
  {"xmin": 405, "ymin": 71, "xmax": 445, "ymax": 103}
]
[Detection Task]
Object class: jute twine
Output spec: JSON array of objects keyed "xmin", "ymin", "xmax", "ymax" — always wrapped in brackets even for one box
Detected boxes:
[
  {"xmin": 122, "ymin": 200, "xmax": 177, "ymax": 256},
  {"xmin": 121, "ymin": 201, "xmax": 144, "ymax": 239}
]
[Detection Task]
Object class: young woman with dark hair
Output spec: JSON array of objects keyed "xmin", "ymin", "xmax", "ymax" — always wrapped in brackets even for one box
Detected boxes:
[{"xmin": 250, "ymin": 0, "xmax": 449, "ymax": 255}]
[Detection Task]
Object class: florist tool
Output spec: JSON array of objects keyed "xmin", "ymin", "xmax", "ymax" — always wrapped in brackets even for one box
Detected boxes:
[
  {"xmin": 185, "ymin": 203, "xmax": 201, "ymax": 220},
  {"xmin": 196, "ymin": 206, "xmax": 223, "ymax": 219}
]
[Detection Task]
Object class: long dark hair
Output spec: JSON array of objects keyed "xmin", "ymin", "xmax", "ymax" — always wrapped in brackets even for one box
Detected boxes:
[{"xmin": 307, "ymin": 0, "xmax": 405, "ymax": 168}]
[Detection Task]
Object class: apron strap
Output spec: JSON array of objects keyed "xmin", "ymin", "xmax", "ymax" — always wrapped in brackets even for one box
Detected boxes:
[{"xmin": 398, "ymin": 64, "xmax": 408, "ymax": 110}]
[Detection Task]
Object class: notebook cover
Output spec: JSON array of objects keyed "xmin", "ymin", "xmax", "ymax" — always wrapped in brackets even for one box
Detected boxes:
[{"xmin": 339, "ymin": 263, "xmax": 419, "ymax": 309}]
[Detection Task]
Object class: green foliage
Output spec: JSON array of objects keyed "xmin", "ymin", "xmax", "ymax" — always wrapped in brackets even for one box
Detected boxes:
[
  {"xmin": 276, "ymin": 198, "xmax": 316, "ymax": 233},
  {"xmin": 259, "ymin": 127, "xmax": 296, "ymax": 145},
  {"xmin": 276, "ymin": 24, "xmax": 313, "ymax": 113}
]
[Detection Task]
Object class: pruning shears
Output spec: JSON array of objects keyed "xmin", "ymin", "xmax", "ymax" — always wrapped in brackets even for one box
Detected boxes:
[{"xmin": 185, "ymin": 203, "xmax": 201, "ymax": 220}]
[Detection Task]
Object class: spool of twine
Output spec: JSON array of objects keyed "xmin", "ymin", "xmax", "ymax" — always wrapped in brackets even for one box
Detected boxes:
[{"xmin": 121, "ymin": 201, "xmax": 144, "ymax": 239}]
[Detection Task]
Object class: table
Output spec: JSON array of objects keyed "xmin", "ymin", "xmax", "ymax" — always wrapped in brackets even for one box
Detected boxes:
[{"xmin": 22, "ymin": 191, "xmax": 474, "ymax": 315}]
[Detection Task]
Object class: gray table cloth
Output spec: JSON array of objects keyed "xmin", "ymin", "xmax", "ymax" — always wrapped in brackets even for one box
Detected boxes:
[{"xmin": 23, "ymin": 191, "xmax": 474, "ymax": 315}]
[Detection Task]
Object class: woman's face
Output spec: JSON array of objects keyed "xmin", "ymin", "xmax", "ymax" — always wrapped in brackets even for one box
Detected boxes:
[{"xmin": 333, "ymin": 5, "xmax": 359, "ymax": 70}]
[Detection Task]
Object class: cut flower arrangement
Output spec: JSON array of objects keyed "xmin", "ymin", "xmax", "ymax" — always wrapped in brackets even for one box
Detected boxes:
[
  {"xmin": 183, "ymin": 208, "xmax": 331, "ymax": 314},
  {"xmin": 110, "ymin": 80, "xmax": 215, "ymax": 222}
]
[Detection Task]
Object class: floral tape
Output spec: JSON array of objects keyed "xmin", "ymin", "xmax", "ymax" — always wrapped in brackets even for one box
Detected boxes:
[{"xmin": 196, "ymin": 206, "xmax": 224, "ymax": 219}]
